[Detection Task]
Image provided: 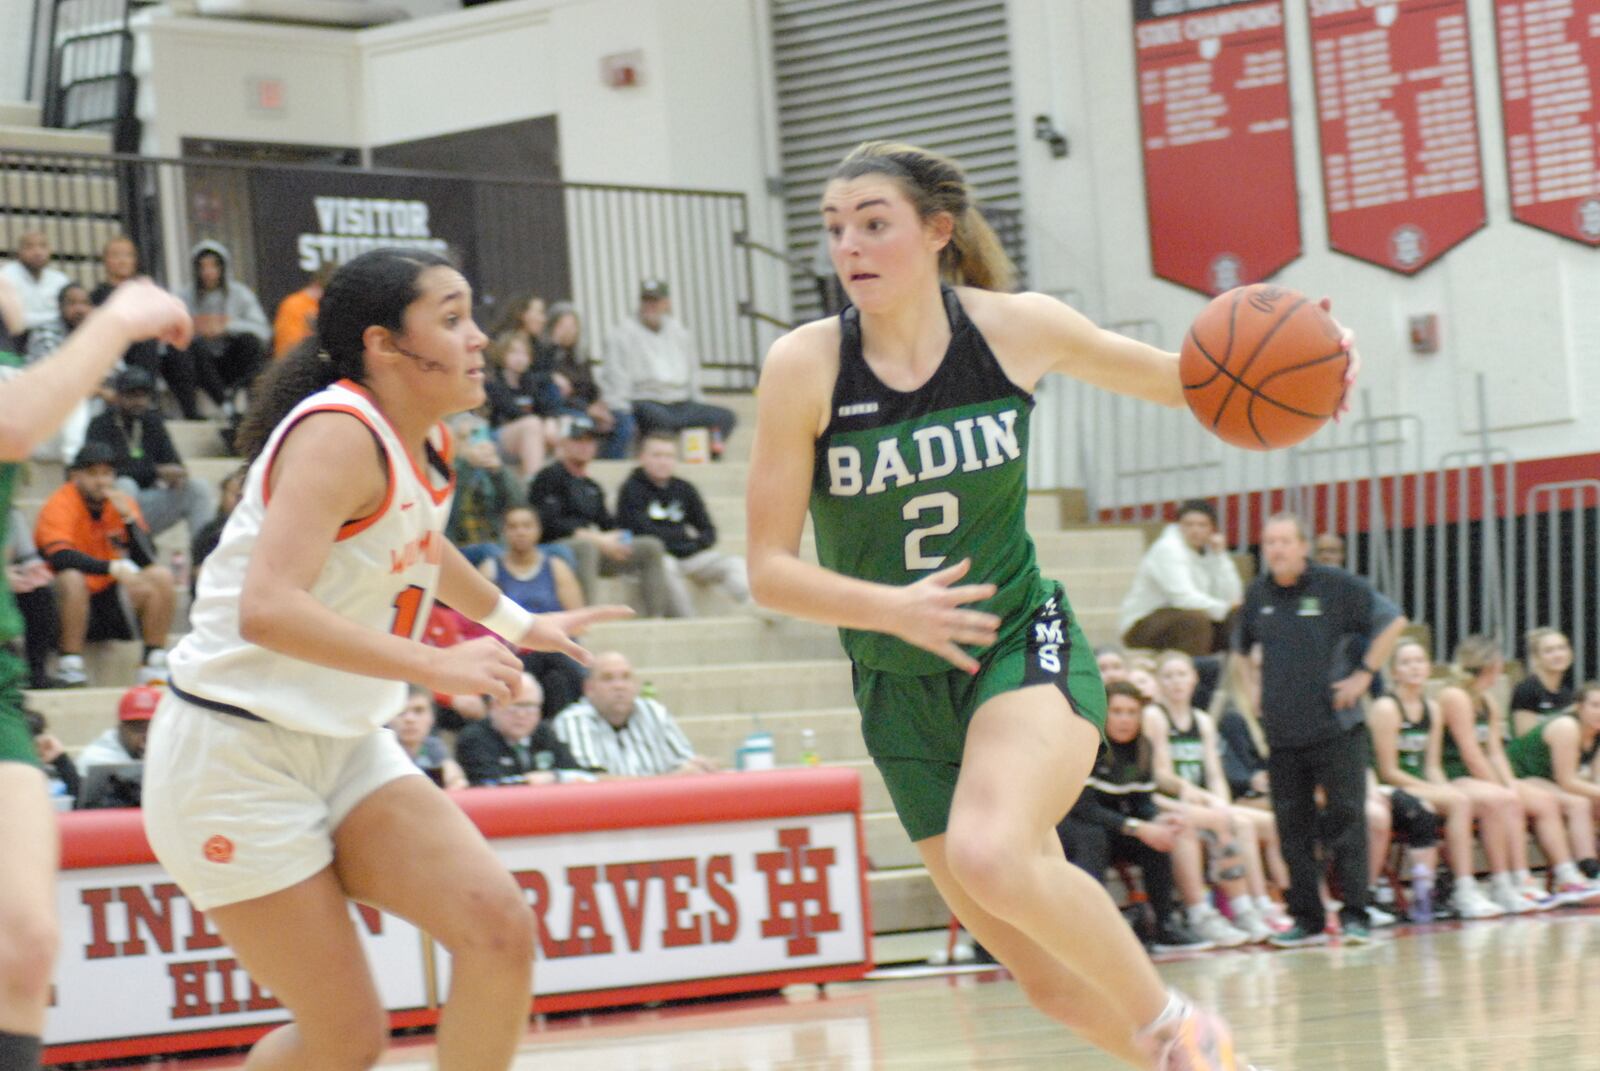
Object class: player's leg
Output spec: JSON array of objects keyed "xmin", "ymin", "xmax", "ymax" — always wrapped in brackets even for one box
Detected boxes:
[
  {"xmin": 0, "ymin": 731, "xmax": 57, "ymax": 1070},
  {"xmin": 52, "ymin": 569, "xmax": 89, "ymax": 657},
  {"xmin": 203, "ymin": 870, "xmax": 389, "ymax": 1071},
  {"xmin": 1514, "ymin": 778, "xmax": 1573, "ymax": 869},
  {"xmin": 334, "ymin": 775, "xmax": 535, "ymax": 1070},
  {"xmin": 1366, "ymin": 789, "xmax": 1392, "ymax": 888},
  {"xmin": 123, "ymin": 566, "xmax": 175, "ymax": 656},
  {"xmin": 921, "ymin": 832, "xmax": 1148, "ymax": 1066}
]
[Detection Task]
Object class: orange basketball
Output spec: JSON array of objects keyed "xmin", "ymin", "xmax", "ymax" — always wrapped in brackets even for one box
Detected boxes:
[{"xmin": 1179, "ymin": 285, "xmax": 1349, "ymax": 451}]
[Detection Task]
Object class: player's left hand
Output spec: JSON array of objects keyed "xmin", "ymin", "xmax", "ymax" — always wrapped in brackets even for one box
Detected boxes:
[
  {"xmin": 1319, "ymin": 297, "xmax": 1360, "ymax": 422},
  {"xmin": 515, "ymin": 605, "xmax": 636, "ymax": 663},
  {"xmin": 1331, "ymin": 668, "xmax": 1372, "ymax": 710}
]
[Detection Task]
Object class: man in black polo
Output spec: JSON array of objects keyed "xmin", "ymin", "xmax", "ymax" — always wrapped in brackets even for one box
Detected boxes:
[{"xmin": 1234, "ymin": 512, "xmax": 1408, "ymax": 947}]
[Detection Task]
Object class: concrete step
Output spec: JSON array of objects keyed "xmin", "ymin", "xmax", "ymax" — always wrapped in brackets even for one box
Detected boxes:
[
  {"xmin": 677, "ymin": 708, "xmax": 866, "ymax": 768},
  {"xmin": 868, "ymin": 868, "xmax": 948, "ymax": 934},
  {"xmin": 585, "ymin": 615, "xmax": 842, "ymax": 667},
  {"xmin": 0, "ymin": 168, "xmax": 118, "ymax": 215},
  {"xmin": 0, "ymin": 125, "xmax": 111, "ymax": 155},
  {"xmin": 638, "ymin": 658, "xmax": 853, "ymax": 717},
  {"xmin": 26, "ymin": 687, "xmax": 123, "ymax": 750},
  {"xmin": 167, "ymin": 420, "xmax": 238, "ymax": 461},
  {"xmin": 587, "ymin": 459, "xmax": 748, "ymax": 498},
  {"xmin": 864, "ymin": 810, "xmax": 920, "ymax": 870},
  {"xmin": 0, "ymin": 213, "xmax": 123, "ymax": 265},
  {"xmin": 0, "ymin": 102, "xmax": 42, "ymax": 128}
]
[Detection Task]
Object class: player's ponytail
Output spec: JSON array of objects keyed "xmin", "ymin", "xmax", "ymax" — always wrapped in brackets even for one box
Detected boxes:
[
  {"xmin": 1449, "ymin": 634, "xmax": 1502, "ymax": 703},
  {"xmin": 832, "ymin": 141, "xmax": 1017, "ymax": 292},
  {"xmin": 236, "ymin": 247, "xmax": 454, "ymax": 460}
]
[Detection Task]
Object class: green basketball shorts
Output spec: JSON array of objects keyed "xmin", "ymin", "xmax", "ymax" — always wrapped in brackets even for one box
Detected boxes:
[
  {"xmin": 0, "ymin": 647, "xmax": 38, "ymax": 766},
  {"xmin": 853, "ymin": 584, "xmax": 1107, "ymax": 842}
]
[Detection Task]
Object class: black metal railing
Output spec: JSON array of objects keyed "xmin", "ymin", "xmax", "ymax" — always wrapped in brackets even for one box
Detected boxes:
[
  {"xmin": 0, "ymin": 148, "xmax": 762, "ymax": 388},
  {"xmin": 36, "ymin": 0, "xmax": 160, "ymax": 151}
]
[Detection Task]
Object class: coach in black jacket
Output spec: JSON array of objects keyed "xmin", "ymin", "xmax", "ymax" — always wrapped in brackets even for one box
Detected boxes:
[{"xmin": 454, "ymin": 674, "xmax": 587, "ymax": 786}]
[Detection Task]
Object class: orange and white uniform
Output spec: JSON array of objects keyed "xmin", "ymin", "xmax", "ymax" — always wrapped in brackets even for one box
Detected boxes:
[{"xmin": 145, "ymin": 380, "xmax": 457, "ymax": 909}]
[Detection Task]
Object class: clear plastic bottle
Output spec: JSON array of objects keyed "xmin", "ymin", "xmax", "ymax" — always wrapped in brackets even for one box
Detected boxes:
[
  {"xmin": 1410, "ymin": 864, "xmax": 1435, "ymax": 923},
  {"xmin": 799, "ymin": 728, "xmax": 820, "ymax": 766}
]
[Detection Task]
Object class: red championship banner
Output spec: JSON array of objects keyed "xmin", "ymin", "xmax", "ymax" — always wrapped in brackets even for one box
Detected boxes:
[
  {"xmin": 1134, "ymin": 0, "xmax": 1301, "ymax": 296},
  {"xmin": 43, "ymin": 770, "xmax": 871, "ymax": 1066},
  {"xmin": 1309, "ymin": 0, "xmax": 1487, "ymax": 272},
  {"xmin": 1496, "ymin": 0, "xmax": 1600, "ymax": 244}
]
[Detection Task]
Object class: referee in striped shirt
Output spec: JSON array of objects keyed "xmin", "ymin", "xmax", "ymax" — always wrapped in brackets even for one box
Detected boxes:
[{"xmin": 551, "ymin": 651, "xmax": 717, "ymax": 776}]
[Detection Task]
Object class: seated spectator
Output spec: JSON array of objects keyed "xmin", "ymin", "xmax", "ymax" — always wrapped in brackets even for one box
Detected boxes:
[
  {"xmin": 542, "ymin": 302, "xmax": 633, "ymax": 459},
  {"xmin": 446, "ymin": 413, "xmax": 526, "ymax": 558},
  {"xmin": 550, "ymin": 651, "xmax": 716, "ymax": 777},
  {"xmin": 388, "ymin": 684, "xmax": 466, "ymax": 790},
  {"xmin": 484, "ymin": 328, "xmax": 556, "ymax": 478},
  {"xmin": 8, "ymin": 507, "xmax": 63, "ymax": 688},
  {"xmin": 169, "ymin": 241, "xmax": 269, "ymax": 419},
  {"xmin": 272, "ymin": 264, "xmax": 330, "ymax": 358},
  {"xmin": 0, "ymin": 230, "xmax": 70, "ymax": 339},
  {"xmin": 456, "ymin": 673, "xmax": 587, "ymax": 786},
  {"xmin": 79, "ymin": 683, "xmax": 158, "ymax": 769},
  {"xmin": 26, "ymin": 709, "xmax": 79, "ymax": 803},
  {"xmin": 89, "ymin": 236, "xmax": 166, "ymax": 387},
  {"xmin": 35, "ymin": 442, "xmax": 175, "ymax": 686},
  {"xmin": 616, "ymin": 431, "xmax": 755, "ymax": 615},
  {"xmin": 1095, "ymin": 645, "xmax": 1129, "ymax": 686},
  {"xmin": 1313, "ymin": 530, "xmax": 1347, "ymax": 568},
  {"xmin": 1119, "ymin": 500, "xmax": 1241, "ymax": 656},
  {"xmin": 23, "ymin": 283, "xmax": 97, "ymax": 463},
  {"xmin": 1512, "ymin": 626, "xmax": 1575, "ymax": 738},
  {"xmin": 190, "ymin": 465, "xmax": 246, "ymax": 594},
  {"xmin": 599, "ymin": 279, "xmax": 735, "ymax": 456},
  {"xmin": 1058, "ymin": 681, "xmax": 1209, "ymax": 952},
  {"xmin": 479, "ymin": 506, "xmax": 587, "ymax": 715},
  {"xmin": 528, "ymin": 416, "xmax": 682, "ymax": 617},
  {"xmin": 86, "ymin": 367, "xmax": 218, "ymax": 538}
]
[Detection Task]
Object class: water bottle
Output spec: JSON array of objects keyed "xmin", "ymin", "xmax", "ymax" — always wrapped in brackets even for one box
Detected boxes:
[
  {"xmin": 799, "ymin": 728, "xmax": 820, "ymax": 767},
  {"xmin": 1410, "ymin": 865, "xmax": 1434, "ymax": 923},
  {"xmin": 169, "ymin": 550, "xmax": 189, "ymax": 588},
  {"xmin": 640, "ymin": 680, "xmax": 658, "ymax": 701}
]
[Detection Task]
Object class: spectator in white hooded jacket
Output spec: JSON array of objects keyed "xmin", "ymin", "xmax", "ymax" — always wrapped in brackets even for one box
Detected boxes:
[{"xmin": 1119, "ymin": 499, "xmax": 1242, "ymax": 656}]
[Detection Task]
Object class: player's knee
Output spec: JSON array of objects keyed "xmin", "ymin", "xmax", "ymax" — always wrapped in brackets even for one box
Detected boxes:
[
  {"xmin": 0, "ymin": 911, "xmax": 58, "ymax": 1005},
  {"xmin": 442, "ymin": 879, "xmax": 536, "ymax": 967},
  {"xmin": 331, "ymin": 1007, "xmax": 389, "ymax": 1070},
  {"xmin": 53, "ymin": 568, "xmax": 87, "ymax": 593},
  {"xmin": 944, "ymin": 824, "xmax": 1028, "ymax": 914},
  {"xmin": 143, "ymin": 564, "xmax": 175, "ymax": 589}
]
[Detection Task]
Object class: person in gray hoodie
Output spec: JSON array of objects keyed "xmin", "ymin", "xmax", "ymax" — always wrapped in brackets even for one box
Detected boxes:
[{"xmin": 168, "ymin": 241, "xmax": 269, "ymax": 419}]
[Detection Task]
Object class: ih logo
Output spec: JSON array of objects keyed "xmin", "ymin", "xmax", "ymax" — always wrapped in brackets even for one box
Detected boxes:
[{"xmin": 755, "ymin": 827, "xmax": 841, "ymax": 956}]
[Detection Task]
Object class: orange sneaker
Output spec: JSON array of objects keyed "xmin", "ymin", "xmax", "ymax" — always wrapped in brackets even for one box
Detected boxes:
[{"xmin": 1137, "ymin": 993, "xmax": 1253, "ymax": 1071}]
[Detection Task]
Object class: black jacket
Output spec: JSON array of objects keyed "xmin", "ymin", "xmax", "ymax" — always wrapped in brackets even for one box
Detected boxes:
[
  {"xmin": 528, "ymin": 461, "xmax": 610, "ymax": 541},
  {"xmin": 1063, "ymin": 737, "xmax": 1159, "ymax": 832},
  {"xmin": 85, "ymin": 408, "xmax": 182, "ymax": 490},
  {"xmin": 456, "ymin": 719, "xmax": 583, "ymax": 786},
  {"xmin": 614, "ymin": 470, "xmax": 715, "ymax": 558}
]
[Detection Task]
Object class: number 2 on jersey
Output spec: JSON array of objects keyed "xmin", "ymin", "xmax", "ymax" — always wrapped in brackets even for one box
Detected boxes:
[
  {"xmin": 902, "ymin": 491, "xmax": 959, "ymax": 570},
  {"xmin": 390, "ymin": 584, "xmax": 426, "ymax": 638}
]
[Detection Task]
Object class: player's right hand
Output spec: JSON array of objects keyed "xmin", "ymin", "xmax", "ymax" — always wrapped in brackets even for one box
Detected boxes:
[
  {"xmin": 100, "ymin": 279, "xmax": 194, "ymax": 350},
  {"xmin": 423, "ymin": 636, "xmax": 523, "ymax": 703},
  {"xmin": 888, "ymin": 558, "xmax": 1000, "ymax": 675}
]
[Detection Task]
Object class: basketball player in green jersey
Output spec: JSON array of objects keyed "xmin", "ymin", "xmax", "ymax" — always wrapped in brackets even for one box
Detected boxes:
[
  {"xmin": 0, "ymin": 276, "xmax": 193, "ymax": 1070},
  {"xmin": 747, "ymin": 142, "xmax": 1356, "ymax": 1070}
]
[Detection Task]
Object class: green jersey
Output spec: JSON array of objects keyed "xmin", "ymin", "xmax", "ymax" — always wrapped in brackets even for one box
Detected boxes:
[
  {"xmin": 0, "ymin": 353, "xmax": 24, "ymax": 644},
  {"xmin": 1372, "ymin": 695, "xmax": 1431, "ymax": 779},
  {"xmin": 1440, "ymin": 695, "xmax": 1492, "ymax": 781},
  {"xmin": 1164, "ymin": 708, "xmax": 1208, "ymax": 788},
  {"xmin": 810, "ymin": 287, "xmax": 1043, "ymax": 675},
  {"xmin": 1507, "ymin": 714, "xmax": 1599, "ymax": 781}
]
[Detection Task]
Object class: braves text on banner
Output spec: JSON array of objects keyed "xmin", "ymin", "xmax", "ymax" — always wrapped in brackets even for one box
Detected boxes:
[
  {"xmin": 1133, "ymin": 0, "xmax": 1302, "ymax": 296},
  {"xmin": 44, "ymin": 813, "xmax": 866, "ymax": 1051},
  {"xmin": 247, "ymin": 168, "xmax": 478, "ymax": 316},
  {"xmin": 1497, "ymin": 0, "xmax": 1600, "ymax": 245},
  {"xmin": 432, "ymin": 814, "xmax": 867, "ymax": 998},
  {"xmin": 1308, "ymin": 0, "xmax": 1487, "ymax": 272}
]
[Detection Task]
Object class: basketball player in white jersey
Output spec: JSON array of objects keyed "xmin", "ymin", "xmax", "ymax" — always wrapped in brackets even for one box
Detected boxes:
[{"xmin": 142, "ymin": 249, "xmax": 630, "ymax": 1070}]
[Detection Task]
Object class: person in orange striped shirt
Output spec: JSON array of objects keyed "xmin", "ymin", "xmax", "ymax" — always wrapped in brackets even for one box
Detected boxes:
[{"xmin": 33, "ymin": 441, "xmax": 175, "ymax": 685}]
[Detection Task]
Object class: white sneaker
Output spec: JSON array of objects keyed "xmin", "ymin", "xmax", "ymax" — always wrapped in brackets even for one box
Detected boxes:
[
  {"xmin": 1191, "ymin": 909, "xmax": 1251, "ymax": 948},
  {"xmin": 1366, "ymin": 904, "xmax": 1398, "ymax": 929},
  {"xmin": 1519, "ymin": 883, "xmax": 1561, "ymax": 911},
  {"xmin": 56, "ymin": 654, "xmax": 87, "ymax": 687},
  {"xmin": 1491, "ymin": 883, "xmax": 1540, "ymax": 914},
  {"xmin": 1231, "ymin": 906, "xmax": 1274, "ymax": 944},
  {"xmin": 1451, "ymin": 885, "xmax": 1506, "ymax": 920}
]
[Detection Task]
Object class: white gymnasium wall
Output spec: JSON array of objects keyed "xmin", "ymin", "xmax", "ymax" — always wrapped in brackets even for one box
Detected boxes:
[
  {"xmin": 1007, "ymin": 0, "xmax": 1600, "ymax": 484},
  {"xmin": 0, "ymin": 0, "xmax": 39, "ymax": 102},
  {"xmin": 135, "ymin": 0, "xmax": 789, "ymax": 351}
]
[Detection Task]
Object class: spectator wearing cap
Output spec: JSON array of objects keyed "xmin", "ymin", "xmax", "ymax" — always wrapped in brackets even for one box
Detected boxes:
[
  {"xmin": 0, "ymin": 230, "xmax": 70, "ymax": 335},
  {"xmin": 85, "ymin": 366, "xmax": 217, "ymax": 538},
  {"xmin": 78, "ymin": 683, "xmax": 159, "ymax": 769},
  {"xmin": 599, "ymin": 279, "xmax": 736, "ymax": 456},
  {"xmin": 615, "ymin": 430, "xmax": 753, "ymax": 614},
  {"xmin": 456, "ymin": 673, "xmax": 589, "ymax": 786},
  {"xmin": 34, "ymin": 442, "xmax": 175, "ymax": 686},
  {"xmin": 1119, "ymin": 499, "xmax": 1243, "ymax": 656},
  {"xmin": 528, "ymin": 415, "xmax": 685, "ymax": 617}
]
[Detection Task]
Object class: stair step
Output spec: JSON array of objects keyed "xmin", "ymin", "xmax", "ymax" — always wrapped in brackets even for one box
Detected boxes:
[
  {"xmin": 585, "ymin": 615, "xmax": 842, "ymax": 666},
  {"xmin": 868, "ymin": 868, "xmax": 948, "ymax": 934},
  {"xmin": 0, "ymin": 103, "xmax": 42, "ymax": 128},
  {"xmin": 0, "ymin": 126, "xmax": 113, "ymax": 155},
  {"xmin": 637, "ymin": 659, "xmax": 853, "ymax": 717},
  {"xmin": 0, "ymin": 170, "xmax": 119, "ymax": 217}
]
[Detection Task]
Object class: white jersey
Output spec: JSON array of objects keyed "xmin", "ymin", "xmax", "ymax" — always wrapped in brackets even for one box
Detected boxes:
[{"xmin": 169, "ymin": 380, "xmax": 455, "ymax": 737}]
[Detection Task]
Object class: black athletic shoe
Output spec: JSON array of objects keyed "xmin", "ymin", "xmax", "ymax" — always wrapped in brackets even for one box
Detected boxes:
[
  {"xmin": 1151, "ymin": 916, "xmax": 1215, "ymax": 954},
  {"xmin": 1267, "ymin": 924, "xmax": 1328, "ymax": 949}
]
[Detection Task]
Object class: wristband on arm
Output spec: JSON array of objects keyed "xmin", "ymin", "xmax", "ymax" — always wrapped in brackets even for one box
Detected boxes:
[{"xmin": 477, "ymin": 594, "xmax": 534, "ymax": 644}]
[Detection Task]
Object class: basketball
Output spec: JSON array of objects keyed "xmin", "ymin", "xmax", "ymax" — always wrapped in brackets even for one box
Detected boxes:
[{"xmin": 1179, "ymin": 284, "xmax": 1349, "ymax": 451}]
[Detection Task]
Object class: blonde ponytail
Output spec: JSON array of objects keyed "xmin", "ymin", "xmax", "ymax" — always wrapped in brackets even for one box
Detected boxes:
[{"xmin": 832, "ymin": 140, "xmax": 1017, "ymax": 292}]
